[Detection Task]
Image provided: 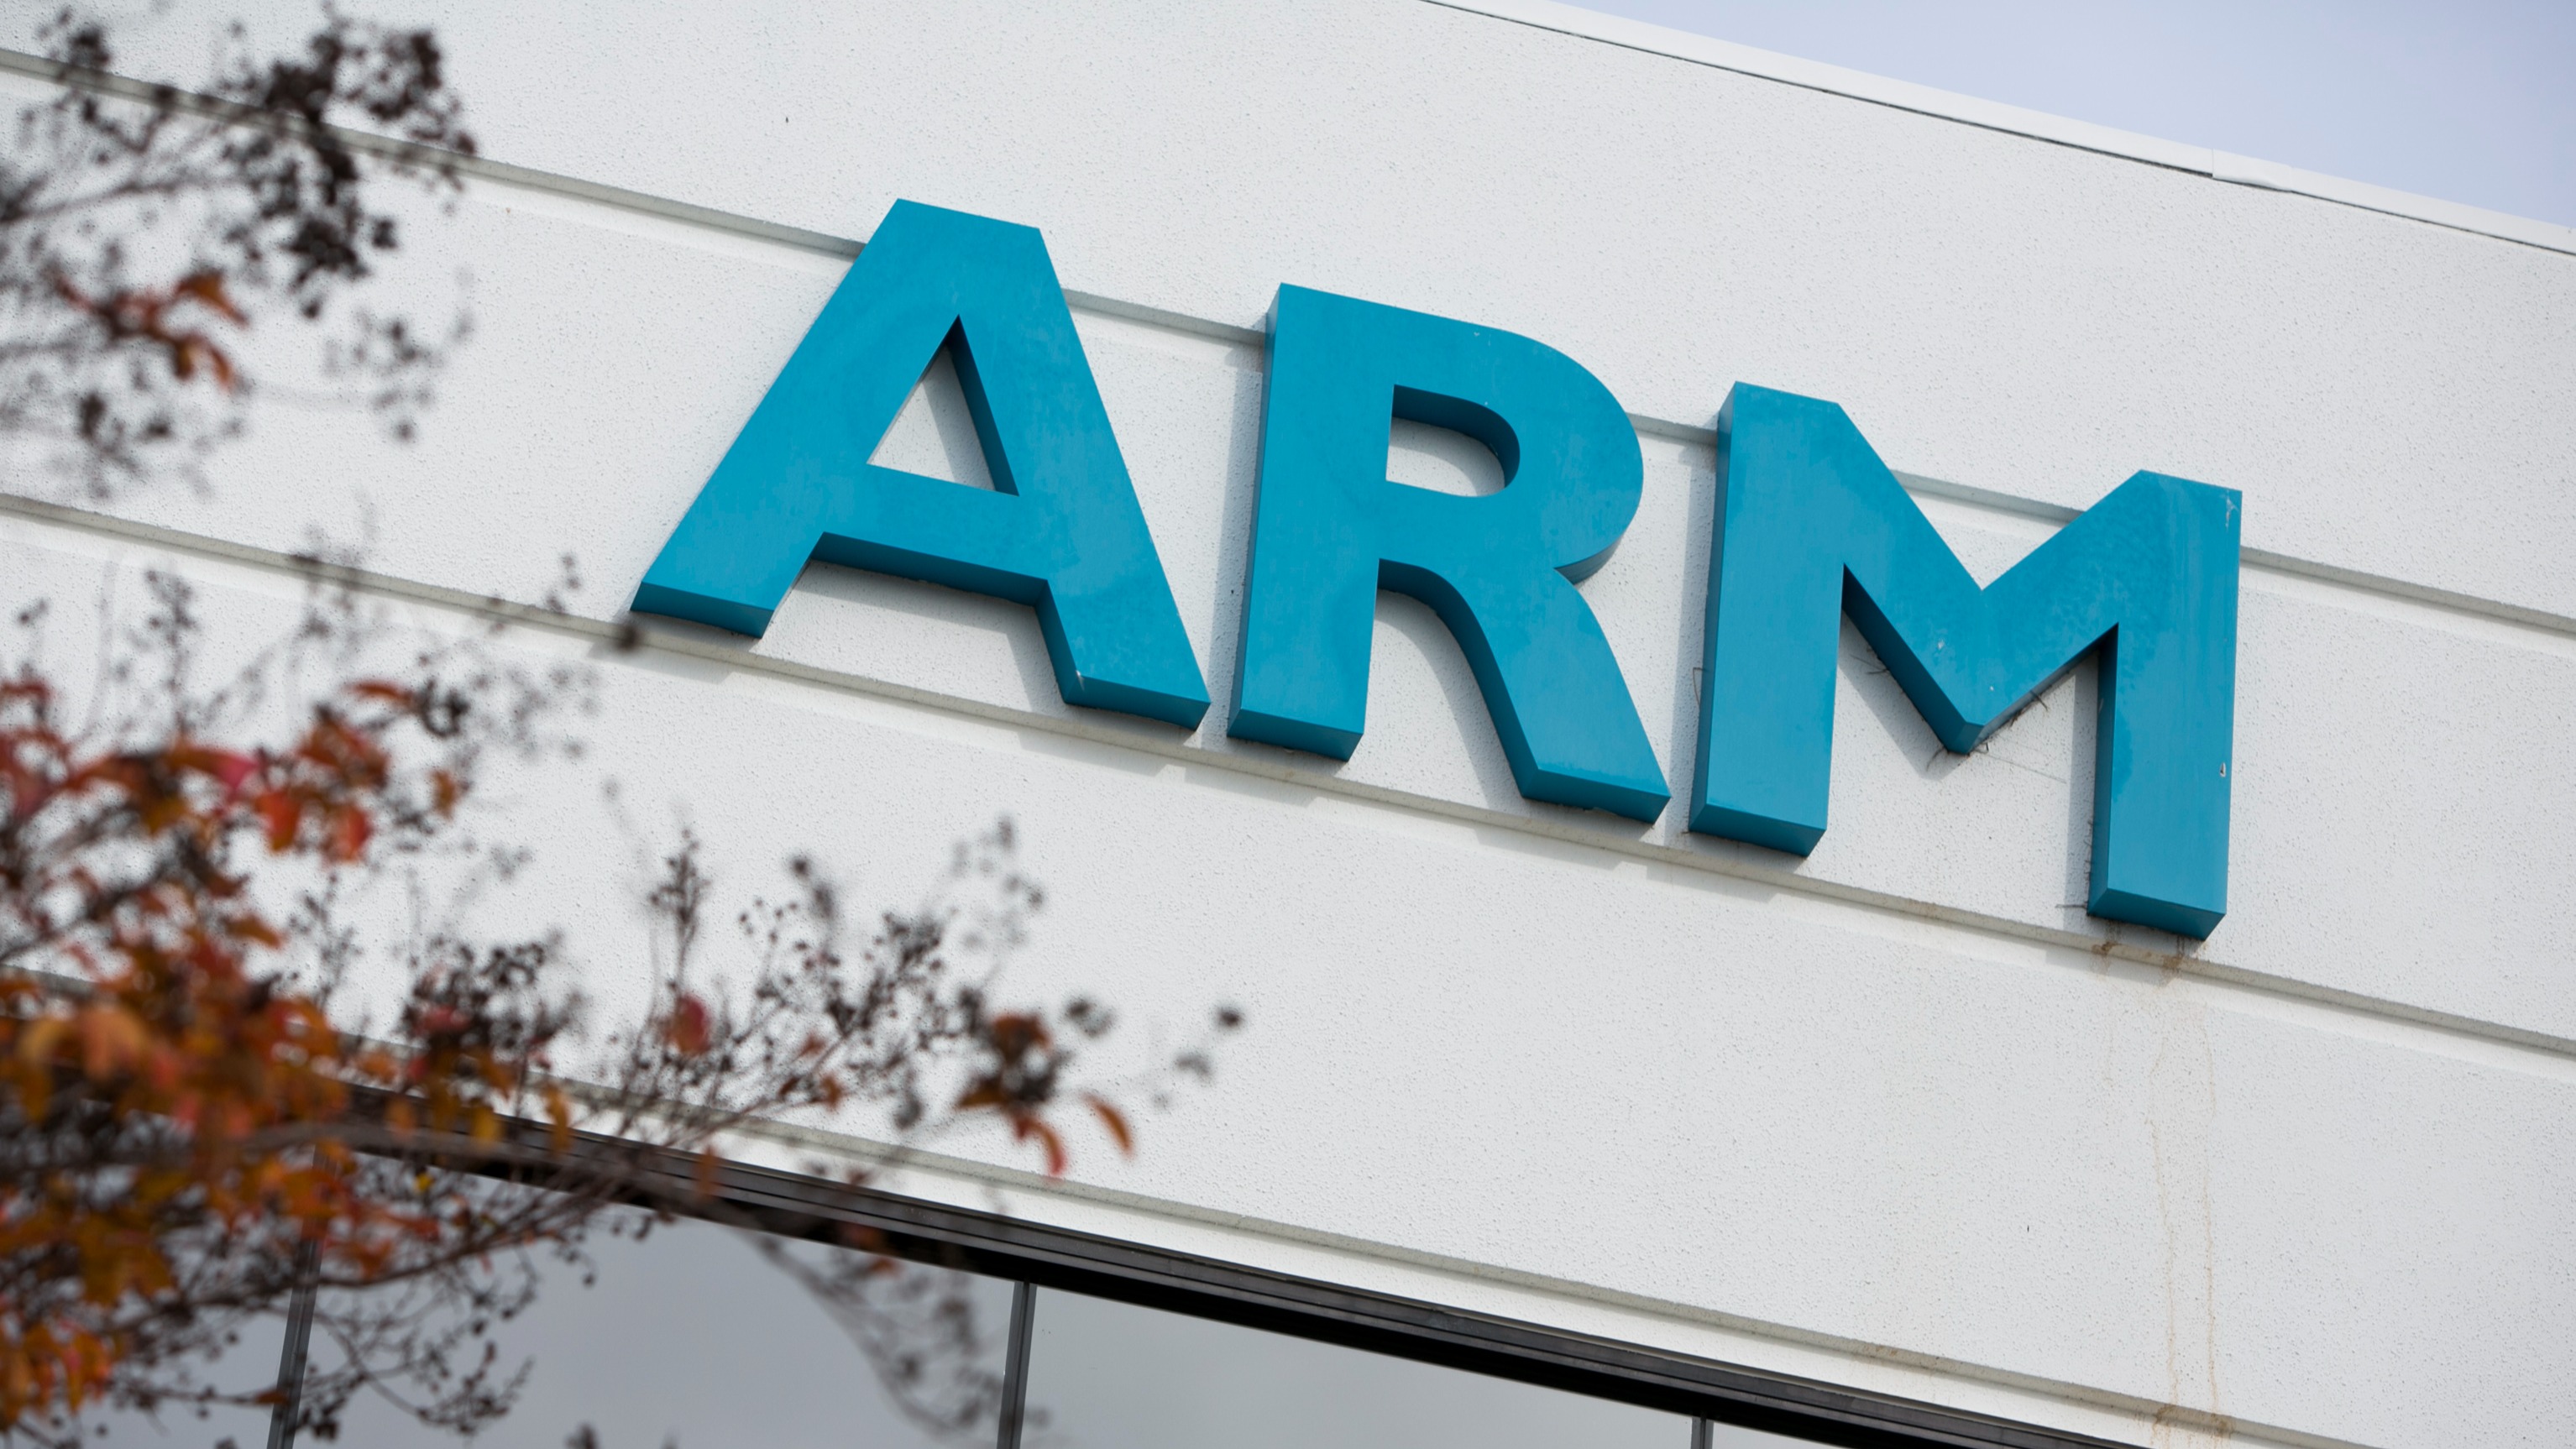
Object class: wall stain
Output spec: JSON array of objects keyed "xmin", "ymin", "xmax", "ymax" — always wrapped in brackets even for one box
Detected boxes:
[{"xmin": 2144, "ymin": 974, "xmax": 2231, "ymax": 1448}]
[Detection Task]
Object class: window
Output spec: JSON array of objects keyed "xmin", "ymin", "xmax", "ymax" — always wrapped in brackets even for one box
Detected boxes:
[
  {"xmin": 320, "ymin": 1210, "xmax": 1015, "ymax": 1449},
  {"xmin": 75, "ymin": 1169, "xmax": 2102, "ymax": 1449},
  {"xmin": 68, "ymin": 1315, "xmax": 284, "ymax": 1447},
  {"xmin": 1023, "ymin": 1287, "xmax": 1815, "ymax": 1449}
]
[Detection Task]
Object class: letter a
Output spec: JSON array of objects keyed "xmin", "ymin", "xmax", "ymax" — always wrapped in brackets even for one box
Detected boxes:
[{"xmin": 633, "ymin": 200, "xmax": 1209, "ymax": 728}]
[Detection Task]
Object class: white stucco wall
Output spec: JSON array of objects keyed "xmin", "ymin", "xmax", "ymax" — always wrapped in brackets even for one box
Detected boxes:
[{"xmin": 4, "ymin": 4, "xmax": 2572, "ymax": 1446}]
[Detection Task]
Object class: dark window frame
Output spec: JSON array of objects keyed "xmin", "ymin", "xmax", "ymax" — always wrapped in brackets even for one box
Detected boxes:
[
  {"xmin": 247, "ymin": 1141, "xmax": 2135, "ymax": 1449},
  {"xmin": 689, "ymin": 1154, "xmax": 2138, "ymax": 1449}
]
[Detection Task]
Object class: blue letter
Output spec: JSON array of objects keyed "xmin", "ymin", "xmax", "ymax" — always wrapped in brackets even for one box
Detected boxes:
[
  {"xmin": 1230, "ymin": 286, "xmax": 1668, "ymax": 822},
  {"xmin": 1694, "ymin": 384, "xmax": 2240, "ymax": 937},
  {"xmin": 633, "ymin": 201, "xmax": 1208, "ymax": 729}
]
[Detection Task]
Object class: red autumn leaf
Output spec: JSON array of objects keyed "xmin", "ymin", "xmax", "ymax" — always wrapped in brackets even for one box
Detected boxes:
[
  {"xmin": 205, "ymin": 749, "xmax": 259, "ymax": 798},
  {"xmin": 175, "ymin": 336, "xmax": 235, "ymax": 390},
  {"xmin": 1012, "ymin": 1113, "xmax": 1069, "ymax": 1176},
  {"xmin": 1086, "ymin": 1094, "xmax": 1134, "ymax": 1156},
  {"xmin": 170, "ymin": 270, "xmax": 247, "ymax": 326},
  {"xmin": 255, "ymin": 791, "xmax": 301, "ymax": 851},
  {"xmin": 329, "ymin": 806, "xmax": 373, "ymax": 862},
  {"xmin": 410, "ymin": 1006, "xmax": 467, "ymax": 1039},
  {"xmin": 224, "ymin": 915, "xmax": 284, "ymax": 949},
  {"xmin": 666, "ymin": 994, "xmax": 710, "ymax": 1057}
]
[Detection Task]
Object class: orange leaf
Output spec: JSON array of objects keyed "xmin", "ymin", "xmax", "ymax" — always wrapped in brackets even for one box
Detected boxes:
[
  {"xmin": 173, "ymin": 270, "xmax": 247, "ymax": 325},
  {"xmin": 76, "ymin": 1006, "xmax": 145, "ymax": 1080},
  {"xmin": 182, "ymin": 337, "xmax": 237, "ymax": 390},
  {"xmin": 542, "ymin": 1085, "xmax": 573, "ymax": 1153},
  {"xmin": 1086, "ymin": 1095, "xmax": 1134, "ymax": 1156},
  {"xmin": 226, "ymin": 914, "xmax": 284, "ymax": 949},
  {"xmin": 1013, "ymin": 1114, "xmax": 1069, "ymax": 1177},
  {"xmin": 17, "ymin": 1015, "xmax": 68, "ymax": 1068}
]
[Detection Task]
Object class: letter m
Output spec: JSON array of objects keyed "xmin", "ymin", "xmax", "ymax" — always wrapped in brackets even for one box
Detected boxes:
[{"xmin": 1693, "ymin": 384, "xmax": 2241, "ymax": 938}]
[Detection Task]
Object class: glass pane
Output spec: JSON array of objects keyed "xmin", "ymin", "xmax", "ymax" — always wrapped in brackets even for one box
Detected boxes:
[
  {"xmin": 1021, "ymin": 1287, "xmax": 1691, "ymax": 1449},
  {"xmin": 1706, "ymin": 1420, "xmax": 1829, "ymax": 1447},
  {"xmin": 66, "ymin": 1310, "xmax": 284, "ymax": 1446},
  {"xmin": 325, "ymin": 1209, "xmax": 1014, "ymax": 1449}
]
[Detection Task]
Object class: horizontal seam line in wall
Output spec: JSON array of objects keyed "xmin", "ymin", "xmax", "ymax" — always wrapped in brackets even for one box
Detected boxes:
[
  {"xmin": 6, "ymin": 50, "xmax": 2573, "ymax": 643},
  {"xmin": 722, "ymin": 1118, "xmax": 2380, "ymax": 1449},
  {"xmin": 2, "ymin": 487, "xmax": 2570, "ymax": 1076},
  {"xmin": 1893, "ymin": 470, "xmax": 2576, "ymax": 640},
  {"xmin": 1416, "ymin": 0, "xmax": 2576, "ymax": 259},
  {"xmin": 0, "ymin": 46, "xmax": 872, "ymax": 259},
  {"xmin": 19, "ymin": 13, "xmax": 2571, "ymax": 266}
]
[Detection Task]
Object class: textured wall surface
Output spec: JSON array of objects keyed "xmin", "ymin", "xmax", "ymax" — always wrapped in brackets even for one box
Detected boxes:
[{"xmin": 3, "ymin": 4, "xmax": 2571, "ymax": 1446}]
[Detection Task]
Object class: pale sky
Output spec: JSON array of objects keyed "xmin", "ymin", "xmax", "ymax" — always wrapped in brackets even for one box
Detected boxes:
[{"xmin": 1565, "ymin": 0, "xmax": 2576, "ymax": 228}]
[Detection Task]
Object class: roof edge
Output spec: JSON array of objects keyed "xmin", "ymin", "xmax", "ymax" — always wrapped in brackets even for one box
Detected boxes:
[{"xmin": 1427, "ymin": 0, "xmax": 2576, "ymax": 257}]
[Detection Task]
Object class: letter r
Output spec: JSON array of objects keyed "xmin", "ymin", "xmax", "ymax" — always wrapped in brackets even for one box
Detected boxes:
[
  {"xmin": 632, "ymin": 201, "xmax": 1208, "ymax": 729},
  {"xmin": 1230, "ymin": 286, "xmax": 1668, "ymax": 823}
]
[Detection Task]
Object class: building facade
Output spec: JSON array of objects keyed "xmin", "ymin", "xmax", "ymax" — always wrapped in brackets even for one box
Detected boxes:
[{"xmin": 6, "ymin": 3, "xmax": 2573, "ymax": 1446}]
